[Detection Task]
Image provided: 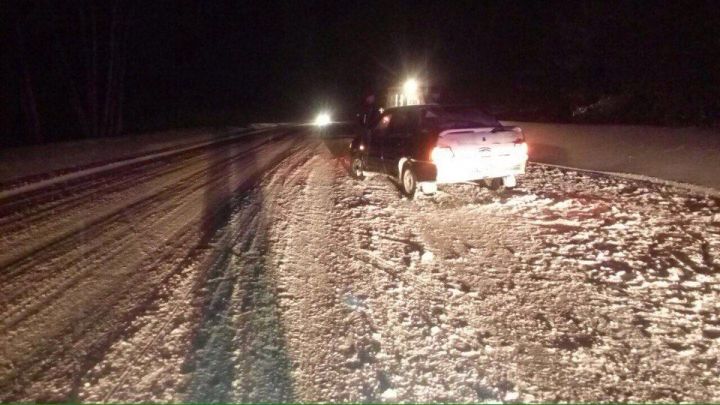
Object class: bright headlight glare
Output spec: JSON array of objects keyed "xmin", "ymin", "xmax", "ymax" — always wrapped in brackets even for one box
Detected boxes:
[
  {"xmin": 403, "ymin": 78, "xmax": 418, "ymax": 96},
  {"xmin": 314, "ymin": 112, "xmax": 331, "ymax": 126}
]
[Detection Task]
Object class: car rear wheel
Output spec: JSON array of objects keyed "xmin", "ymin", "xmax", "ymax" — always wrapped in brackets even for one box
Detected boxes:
[
  {"xmin": 483, "ymin": 177, "xmax": 504, "ymax": 191},
  {"xmin": 401, "ymin": 166, "xmax": 417, "ymax": 198},
  {"xmin": 350, "ymin": 156, "xmax": 364, "ymax": 179}
]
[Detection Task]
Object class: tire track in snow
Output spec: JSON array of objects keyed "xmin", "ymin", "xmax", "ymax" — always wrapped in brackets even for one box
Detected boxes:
[
  {"xmin": 80, "ymin": 142, "xmax": 314, "ymax": 402},
  {"xmin": 0, "ymin": 131, "xmax": 286, "ymax": 271},
  {"xmin": 182, "ymin": 144, "xmax": 314, "ymax": 403},
  {"xmin": 0, "ymin": 135, "xmax": 293, "ymax": 331},
  {"xmin": 263, "ymin": 138, "xmax": 499, "ymax": 402},
  {"xmin": 0, "ymin": 129, "xmax": 301, "ymax": 402}
]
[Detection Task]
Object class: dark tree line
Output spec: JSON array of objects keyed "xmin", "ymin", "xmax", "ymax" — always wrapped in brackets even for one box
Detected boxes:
[
  {"xmin": 2, "ymin": 0, "xmax": 130, "ymax": 146},
  {"xmin": 57, "ymin": 0, "xmax": 129, "ymax": 139}
]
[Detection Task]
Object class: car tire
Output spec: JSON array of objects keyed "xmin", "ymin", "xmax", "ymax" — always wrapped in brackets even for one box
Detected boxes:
[
  {"xmin": 401, "ymin": 166, "xmax": 417, "ymax": 198},
  {"xmin": 350, "ymin": 155, "xmax": 364, "ymax": 180},
  {"xmin": 483, "ymin": 177, "xmax": 504, "ymax": 191}
]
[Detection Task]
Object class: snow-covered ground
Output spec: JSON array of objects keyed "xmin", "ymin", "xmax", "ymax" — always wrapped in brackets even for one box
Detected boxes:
[
  {"xmin": 0, "ymin": 126, "xmax": 719, "ymax": 402},
  {"xmin": 509, "ymin": 121, "xmax": 720, "ymax": 191}
]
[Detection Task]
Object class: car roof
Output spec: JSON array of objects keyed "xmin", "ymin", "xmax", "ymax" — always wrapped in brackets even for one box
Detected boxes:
[
  {"xmin": 383, "ymin": 104, "xmax": 438, "ymax": 113},
  {"xmin": 383, "ymin": 104, "xmax": 494, "ymax": 115}
]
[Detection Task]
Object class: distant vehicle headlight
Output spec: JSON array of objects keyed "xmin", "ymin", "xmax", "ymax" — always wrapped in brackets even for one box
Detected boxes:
[
  {"xmin": 403, "ymin": 78, "xmax": 418, "ymax": 96},
  {"xmin": 314, "ymin": 112, "xmax": 331, "ymax": 127}
]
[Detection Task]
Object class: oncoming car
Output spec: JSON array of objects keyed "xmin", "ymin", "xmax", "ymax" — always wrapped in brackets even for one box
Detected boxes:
[{"xmin": 349, "ymin": 104, "xmax": 528, "ymax": 197}]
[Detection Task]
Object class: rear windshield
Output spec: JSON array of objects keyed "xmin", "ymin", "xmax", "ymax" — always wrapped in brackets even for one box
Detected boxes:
[{"xmin": 421, "ymin": 106, "xmax": 500, "ymax": 130}]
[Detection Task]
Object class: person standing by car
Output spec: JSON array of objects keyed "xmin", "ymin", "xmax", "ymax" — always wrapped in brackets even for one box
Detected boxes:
[{"xmin": 358, "ymin": 93, "xmax": 382, "ymax": 128}]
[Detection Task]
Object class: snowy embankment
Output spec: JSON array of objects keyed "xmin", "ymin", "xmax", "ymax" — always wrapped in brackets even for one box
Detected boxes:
[
  {"xmin": 0, "ymin": 124, "xmax": 295, "ymax": 188},
  {"xmin": 508, "ymin": 121, "xmax": 720, "ymax": 193},
  {"xmin": 1, "ymin": 129, "xmax": 224, "ymax": 183}
]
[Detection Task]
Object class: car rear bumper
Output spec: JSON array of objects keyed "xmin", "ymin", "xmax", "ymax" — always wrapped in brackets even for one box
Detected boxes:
[{"xmin": 433, "ymin": 157, "xmax": 527, "ymax": 184}]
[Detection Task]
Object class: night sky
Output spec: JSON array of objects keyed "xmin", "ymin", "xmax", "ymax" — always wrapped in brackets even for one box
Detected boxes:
[{"xmin": 2, "ymin": 0, "xmax": 718, "ymax": 146}]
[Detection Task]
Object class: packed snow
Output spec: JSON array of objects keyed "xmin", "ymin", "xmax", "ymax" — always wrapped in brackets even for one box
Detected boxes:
[{"xmin": 0, "ymin": 126, "xmax": 718, "ymax": 402}]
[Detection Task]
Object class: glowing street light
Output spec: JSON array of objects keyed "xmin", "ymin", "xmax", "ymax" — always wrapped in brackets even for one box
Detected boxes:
[{"xmin": 314, "ymin": 112, "xmax": 331, "ymax": 127}]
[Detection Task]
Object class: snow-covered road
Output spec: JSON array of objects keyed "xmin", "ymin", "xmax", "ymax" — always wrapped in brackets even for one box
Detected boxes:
[{"xmin": 1, "ymin": 127, "xmax": 719, "ymax": 402}]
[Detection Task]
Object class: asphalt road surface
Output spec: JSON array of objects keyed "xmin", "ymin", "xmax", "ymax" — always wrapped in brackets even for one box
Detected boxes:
[{"xmin": 1, "ymin": 126, "xmax": 719, "ymax": 402}]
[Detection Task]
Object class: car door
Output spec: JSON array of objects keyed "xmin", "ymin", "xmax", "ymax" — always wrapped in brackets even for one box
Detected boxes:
[
  {"xmin": 382, "ymin": 109, "xmax": 415, "ymax": 176},
  {"xmin": 366, "ymin": 113, "xmax": 391, "ymax": 172}
]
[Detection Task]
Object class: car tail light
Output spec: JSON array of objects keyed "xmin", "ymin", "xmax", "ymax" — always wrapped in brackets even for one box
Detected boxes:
[
  {"xmin": 512, "ymin": 131, "xmax": 528, "ymax": 156},
  {"xmin": 515, "ymin": 141, "xmax": 528, "ymax": 156},
  {"xmin": 431, "ymin": 146, "xmax": 454, "ymax": 162}
]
